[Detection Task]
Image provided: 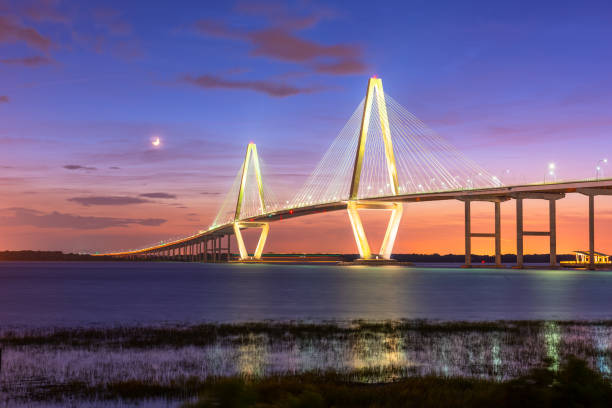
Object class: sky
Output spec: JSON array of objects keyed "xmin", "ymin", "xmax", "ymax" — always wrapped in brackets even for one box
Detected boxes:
[{"xmin": 0, "ymin": 0, "xmax": 611, "ymax": 255}]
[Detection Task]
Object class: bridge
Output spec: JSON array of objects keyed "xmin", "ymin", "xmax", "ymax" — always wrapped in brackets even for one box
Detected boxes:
[{"xmin": 97, "ymin": 77, "xmax": 612, "ymax": 269}]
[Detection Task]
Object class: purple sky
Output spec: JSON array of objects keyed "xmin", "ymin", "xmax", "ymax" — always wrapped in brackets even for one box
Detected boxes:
[{"xmin": 1, "ymin": 0, "xmax": 611, "ymax": 254}]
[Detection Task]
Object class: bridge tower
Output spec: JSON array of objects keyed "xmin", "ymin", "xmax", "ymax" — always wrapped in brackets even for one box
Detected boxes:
[
  {"xmin": 347, "ymin": 77, "xmax": 403, "ymax": 260},
  {"xmin": 232, "ymin": 142, "xmax": 270, "ymax": 260}
]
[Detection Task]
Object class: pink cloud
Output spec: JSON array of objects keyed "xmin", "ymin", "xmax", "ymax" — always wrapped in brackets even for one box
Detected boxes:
[
  {"xmin": 0, "ymin": 207, "xmax": 166, "ymax": 230},
  {"xmin": 0, "ymin": 96, "xmax": 8, "ymax": 103},
  {"xmin": 182, "ymin": 74, "xmax": 323, "ymax": 97},
  {"xmin": 193, "ymin": 6, "xmax": 366, "ymax": 77},
  {"xmin": 0, "ymin": 15, "xmax": 52, "ymax": 51},
  {"xmin": 248, "ymin": 28, "xmax": 359, "ymax": 62},
  {"xmin": 23, "ymin": 0, "xmax": 70, "ymax": 24},
  {"xmin": 314, "ymin": 58, "xmax": 368, "ymax": 75},
  {"xmin": 0, "ymin": 55, "xmax": 52, "ymax": 66}
]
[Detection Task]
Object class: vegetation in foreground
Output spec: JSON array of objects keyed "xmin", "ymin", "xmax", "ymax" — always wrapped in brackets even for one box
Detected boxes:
[
  {"xmin": 187, "ymin": 357, "xmax": 612, "ymax": 408},
  {"xmin": 4, "ymin": 319, "xmax": 611, "ymax": 348},
  {"xmin": 12, "ymin": 357, "xmax": 612, "ymax": 407}
]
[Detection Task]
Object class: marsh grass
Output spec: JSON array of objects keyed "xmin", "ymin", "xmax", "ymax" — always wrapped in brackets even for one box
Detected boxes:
[
  {"xmin": 1, "ymin": 320, "xmax": 612, "ymax": 405},
  {"xmin": 5, "ymin": 358, "xmax": 612, "ymax": 407}
]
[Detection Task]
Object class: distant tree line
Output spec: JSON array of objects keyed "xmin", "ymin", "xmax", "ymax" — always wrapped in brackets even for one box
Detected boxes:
[
  {"xmin": 0, "ymin": 250, "xmax": 574, "ymax": 263},
  {"xmin": 0, "ymin": 251, "xmax": 118, "ymax": 261},
  {"xmin": 341, "ymin": 253, "xmax": 575, "ymax": 263}
]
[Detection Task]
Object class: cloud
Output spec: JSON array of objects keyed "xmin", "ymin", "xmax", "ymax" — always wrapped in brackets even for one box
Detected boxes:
[
  {"xmin": 193, "ymin": 4, "xmax": 366, "ymax": 77},
  {"xmin": 0, "ymin": 55, "xmax": 52, "ymax": 66},
  {"xmin": 23, "ymin": 0, "xmax": 70, "ymax": 24},
  {"xmin": 139, "ymin": 192, "xmax": 177, "ymax": 199},
  {"xmin": 313, "ymin": 59, "xmax": 368, "ymax": 75},
  {"xmin": 200, "ymin": 191, "xmax": 221, "ymax": 195},
  {"xmin": 0, "ymin": 207, "xmax": 165, "ymax": 229},
  {"xmin": 248, "ymin": 28, "xmax": 358, "ymax": 63},
  {"xmin": 0, "ymin": 96, "xmax": 8, "ymax": 103},
  {"xmin": 63, "ymin": 164, "xmax": 97, "ymax": 171},
  {"xmin": 109, "ymin": 166, "xmax": 120, "ymax": 170},
  {"xmin": 233, "ymin": 1, "xmax": 333, "ymax": 31},
  {"xmin": 195, "ymin": 21, "xmax": 363, "ymax": 69},
  {"xmin": 0, "ymin": 15, "xmax": 53, "ymax": 51},
  {"xmin": 68, "ymin": 196, "xmax": 150, "ymax": 206},
  {"xmin": 182, "ymin": 73, "xmax": 321, "ymax": 97}
]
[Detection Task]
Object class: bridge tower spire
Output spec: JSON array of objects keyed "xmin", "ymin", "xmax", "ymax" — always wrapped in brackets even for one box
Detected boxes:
[
  {"xmin": 347, "ymin": 77, "xmax": 403, "ymax": 260},
  {"xmin": 350, "ymin": 76, "xmax": 399, "ymax": 199},
  {"xmin": 233, "ymin": 142, "xmax": 269, "ymax": 260}
]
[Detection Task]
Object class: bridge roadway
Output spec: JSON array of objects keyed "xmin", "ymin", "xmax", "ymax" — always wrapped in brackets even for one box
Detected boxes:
[{"xmin": 99, "ymin": 178, "xmax": 612, "ymax": 267}]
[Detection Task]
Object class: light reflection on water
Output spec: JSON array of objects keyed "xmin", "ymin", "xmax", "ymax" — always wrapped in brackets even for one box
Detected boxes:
[
  {"xmin": 3, "ymin": 323, "xmax": 612, "ymax": 399},
  {"xmin": 2, "ymin": 262, "xmax": 612, "ymax": 404}
]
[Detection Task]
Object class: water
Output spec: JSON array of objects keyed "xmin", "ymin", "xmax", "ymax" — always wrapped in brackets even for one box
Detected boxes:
[{"xmin": 2, "ymin": 261, "xmax": 612, "ymax": 327}]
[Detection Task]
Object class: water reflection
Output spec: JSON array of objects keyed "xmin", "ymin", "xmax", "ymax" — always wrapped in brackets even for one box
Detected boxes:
[
  {"xmin": 594, "ymin": 326, "xmax": 611, "ymax": 377},
  {"xmin": 236, "ymin": 334, "xmax": 267, "ymax": 377},
  {"xmin": 544, "ymin": 321, "xmax": 561, "ymax": 371},
  {"xmin": 4, "ymin": 322, "xmax": 612, "ymax": 404},
  {"xmin": 350, "ymin": 332, "xmax": 410, "ymax": 382}
]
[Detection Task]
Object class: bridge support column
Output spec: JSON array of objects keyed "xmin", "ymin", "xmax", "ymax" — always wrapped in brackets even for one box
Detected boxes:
[
  {"xmin": 464, "ymin": 201, "xmax": 471, "ymax": 266},
  {"xmin": 589, "ymin": 195, "xmax": 594, "ymax": 269},
  {"xmin": 461, "ymin": 197, "xmax": 507, "ymax": 267},
  {"xmin": 346, "ymin": 201, "xmax": 403, "ymax": 260},
  {"xmin": 204, "ymin": 239, "xmax": 208, "ymax": 263},
  {"xmin": 514, "ymin": 193, "xmax": 564, "ymax": 268},
  {"xmin": 227, "ymin": 234, "xmax": 231, "ymax": 261},
  {"xmin": 495, "ymin": 201, "xmax": 502, "ymax": 265},
  {"xmin": 233, "ymin": 222, "xmax": 269, "ymax": 260},
  {"xmin": 576, "ymin": 188, "xmax": 612, "ymax": 269},
  {"xmin": 214, "ymin": 237, "xmax": 218, "ymax": 261}
]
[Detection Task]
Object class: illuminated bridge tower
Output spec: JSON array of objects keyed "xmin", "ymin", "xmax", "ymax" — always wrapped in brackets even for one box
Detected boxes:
[
  {"xmin": 347, "ymin": 77, "xmax": 403, "ymax": 260},
  {"xmin": 232, "ymin": 142, "xmax": 270, "ymax": 260}
]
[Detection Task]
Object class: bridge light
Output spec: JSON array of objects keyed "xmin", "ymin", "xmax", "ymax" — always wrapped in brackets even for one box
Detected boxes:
[{"xmin": 548, "ymin": 162, "xmax": 555, "ymax": 170}]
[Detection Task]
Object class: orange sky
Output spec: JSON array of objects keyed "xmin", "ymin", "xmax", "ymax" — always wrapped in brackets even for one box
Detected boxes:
[{"xmin": 2, "ymin": 189, "xmax": 610, "ymax": 255}]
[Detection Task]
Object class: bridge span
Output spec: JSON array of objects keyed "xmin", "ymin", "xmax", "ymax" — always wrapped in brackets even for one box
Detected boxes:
[{"xmin": 95, "ymin": 77, "xmax": 612, "ymax": 269}]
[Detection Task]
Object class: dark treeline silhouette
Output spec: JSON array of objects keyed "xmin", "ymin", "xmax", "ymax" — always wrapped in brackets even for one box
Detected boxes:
[
  {"xmin": 341, "ymin": 253, "xmax": 574, "ymax": 263},
  {"xmin": 0, "ymin": 250, "xmax": 574, "ymax": 263},
  {"xmin": 0, "ymin": 251, "xmax": 118, "ymax": 261}
]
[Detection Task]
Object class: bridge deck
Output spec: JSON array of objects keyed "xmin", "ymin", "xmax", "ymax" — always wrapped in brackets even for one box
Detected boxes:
[{"xmin": 98, "ymin": 178, "xmax": 612, "ymax": 256}]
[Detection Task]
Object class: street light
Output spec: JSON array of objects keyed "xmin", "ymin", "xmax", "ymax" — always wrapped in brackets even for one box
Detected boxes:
[
  {"xmin": 596, "ymin": 158, "xmax": 608, "ymax": 180},
  {"xmin": 545, "ymin": 163, "xmax": 556, "ymax": 183}
]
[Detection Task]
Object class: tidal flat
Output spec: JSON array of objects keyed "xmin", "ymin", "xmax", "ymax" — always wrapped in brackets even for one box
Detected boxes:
[{"xmin": 1, "ymin": 320, "xmax": 612, "ymax": 406}]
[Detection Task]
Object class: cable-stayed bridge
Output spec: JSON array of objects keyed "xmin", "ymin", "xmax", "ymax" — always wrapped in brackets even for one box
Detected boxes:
[{"xmin": 98, "ymin": 77, "xmax": 612, "ymax": 268}]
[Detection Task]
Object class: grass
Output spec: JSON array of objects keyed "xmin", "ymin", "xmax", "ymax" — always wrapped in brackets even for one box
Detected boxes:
[
  {"xmin": 2, "ymin": 320, "xmax": 612, "ymax": 405},
  {"xmin": 183, "ymin": 357, "xmax": 612, "ymax": 408},
  {"xmin": 4, "ymin": 319, "xmax": 612, "ymax": 348},
  {"xmin": 8, "ymin": 357, "xmax": 612, "ymax": 407}
]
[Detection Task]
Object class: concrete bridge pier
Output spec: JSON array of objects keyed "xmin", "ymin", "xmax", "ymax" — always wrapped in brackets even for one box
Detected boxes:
[
  {"xmin": 461, "ymin": 196, "xmax": 508, "ymax": 267},
  {"xmin": 577, "ymin": 188, "xmax": 612, "ymax": 269},
  {"xmin": 514, "ymin": 193, "xmax": 564, "ymax": 268}
]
